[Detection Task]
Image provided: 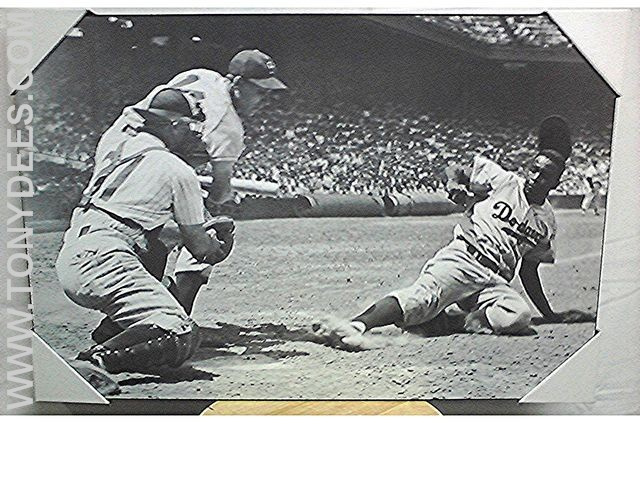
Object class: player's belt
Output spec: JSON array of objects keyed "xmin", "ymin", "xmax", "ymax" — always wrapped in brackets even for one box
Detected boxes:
[
  {"xmin": 75, "ymin": 204, "xmax": 154, "ymax": 254},
  {"xmin": 79, "ymin": 204, "xmax": 145, "ymax": 236},
  {"xmin": 456, "ymin": 235, "xmax": 503, "ymax": 278}
]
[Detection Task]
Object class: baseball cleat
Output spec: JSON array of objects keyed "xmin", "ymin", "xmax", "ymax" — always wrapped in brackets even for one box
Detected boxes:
[
  {"xmin": 70, "ymin": 359, "xmax": 121, "ymax": 396},
  {"xmin": 311, "ymin": 317, "xmax": 377, "ymax": 352}
]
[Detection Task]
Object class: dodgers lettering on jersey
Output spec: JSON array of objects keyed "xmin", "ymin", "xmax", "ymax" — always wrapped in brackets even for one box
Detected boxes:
[
  {"xmin": 81, "ymin": 132, "xmax": 205, "ymax": 231},
  {"xmin": 456, "ymin": 157, "xmax": 557, "ymax": 280},
  {"xmin": 98, "ymin": 69, "xmax": 245, "ymax": 169}
]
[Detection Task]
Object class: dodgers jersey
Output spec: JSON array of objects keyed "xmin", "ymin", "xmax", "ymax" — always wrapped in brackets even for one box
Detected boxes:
[
  {"xmin": 456, "ymin": 157, "xmax": 557, "ymax": 281},
  {"xmin": 99, "ymin": 69, "xmax": 245, "ymax": 167},
  {"xmin": 78, "ymin": 132, "xmax": 205, "ymax": 231}
]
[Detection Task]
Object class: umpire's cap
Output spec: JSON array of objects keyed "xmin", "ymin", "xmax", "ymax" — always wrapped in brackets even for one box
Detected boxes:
[
  {"xmin": 538, "ymin": 115, "xmax": 572, "ymax": 161},
  {"xmin": 228, "ymin": 49, "xmax": 287, "ymax": 90}
]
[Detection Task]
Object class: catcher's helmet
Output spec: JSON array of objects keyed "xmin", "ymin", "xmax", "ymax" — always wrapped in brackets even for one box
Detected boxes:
[
  {"xmin": 133, "ymin": 89, "xmax": 206, "ymax": 156},
  {"xmin": 148, "ymin": 88, "xmax": 203, "ymax": 120},
  {"xmin": 538, "ymin": 115, "xmax": 572, "ymax": 161}
]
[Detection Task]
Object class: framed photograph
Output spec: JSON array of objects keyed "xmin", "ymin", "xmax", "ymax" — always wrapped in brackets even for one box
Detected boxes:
[{"xmin": 3, "ymin": 9, "xmax": 637, "ymax": 410}]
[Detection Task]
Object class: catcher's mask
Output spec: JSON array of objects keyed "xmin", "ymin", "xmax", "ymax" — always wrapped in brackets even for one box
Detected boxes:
[
  {"xmin": 134, "ymin": 88, "xmax": 206, "ymax": 158},
  {"xmin": 538, "ymin": 115, "xmax": 572, "ymax": 161}
]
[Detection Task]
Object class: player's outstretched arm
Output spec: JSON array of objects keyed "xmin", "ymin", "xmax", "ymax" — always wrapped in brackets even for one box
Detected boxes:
[{"xmin": 519, "ymin": 259, "xmax": 558, "ymax": 321}]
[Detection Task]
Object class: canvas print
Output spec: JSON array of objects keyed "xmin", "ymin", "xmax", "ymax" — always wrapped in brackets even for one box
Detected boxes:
[{"xmin": 19, "ymin": 13, "xmax": 614, "ymax": 399}]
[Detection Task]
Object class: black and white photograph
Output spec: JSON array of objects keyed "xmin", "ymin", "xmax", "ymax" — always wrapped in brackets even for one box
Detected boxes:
[{"xmin": 19, "ymin": 13, "xmax": 615, "ymax": 399}]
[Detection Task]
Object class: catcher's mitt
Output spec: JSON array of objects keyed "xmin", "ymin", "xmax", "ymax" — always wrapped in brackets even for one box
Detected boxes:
[{"xmin": 203, "ymin": 215, "xmax": 235, "ymax": 260}]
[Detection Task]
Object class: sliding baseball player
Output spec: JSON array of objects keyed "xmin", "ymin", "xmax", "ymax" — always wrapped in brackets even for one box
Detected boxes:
[{"xmin": 314, "ymin": 116, "xmax": 594, "ymax": 351}]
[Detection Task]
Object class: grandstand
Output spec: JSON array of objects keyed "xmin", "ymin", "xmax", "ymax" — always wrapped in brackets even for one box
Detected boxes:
[
  {"xmin": 415, "ymin": 15, "xmax": 572, "ymax": 49},
  {"xmin": 18, "ymin": 14, "xmax": 615, "ymax": 218}
]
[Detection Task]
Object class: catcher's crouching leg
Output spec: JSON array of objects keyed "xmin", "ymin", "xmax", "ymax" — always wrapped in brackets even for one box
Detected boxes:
[
  {"xmin": 166, "ymin": 268, "xmax": 212, "ymax": 316},
  {"xmin": 90, "ymin": 237, "xmax": 173, "ymax": 345},
  {"xmin": 78, "ymin": 315, "xmax": 201, "ymax": 375}
]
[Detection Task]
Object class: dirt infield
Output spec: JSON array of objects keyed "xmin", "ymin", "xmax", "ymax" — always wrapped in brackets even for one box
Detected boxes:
[{"xmin": 31, "ymin": 211, "xmax": 602, "ymax": 399}]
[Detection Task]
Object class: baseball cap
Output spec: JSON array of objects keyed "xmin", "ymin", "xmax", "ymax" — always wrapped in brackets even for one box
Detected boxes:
[
  {"xmin": 228, "ymin": 49, "xmax": 287, "ymax": 90},
  {"xmin": 538, "ymin": 115, "xmax": 571, "ymax": 161}
]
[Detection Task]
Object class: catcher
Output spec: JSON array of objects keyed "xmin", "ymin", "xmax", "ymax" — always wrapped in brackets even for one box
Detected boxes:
[
  {"xmin": 91, "ymin": 49, "xmax": 287, "ymax": 323},
  {"xmin": 56, "ymin": 89, "xmax": 233, "ymax": 392},
  {"xmin": 314, "ymin": 116, "xmax": 595, "ymax": 351},
  {"xmin": 84, "ymin": 50, "xmax": 287, "ymax": 349}
]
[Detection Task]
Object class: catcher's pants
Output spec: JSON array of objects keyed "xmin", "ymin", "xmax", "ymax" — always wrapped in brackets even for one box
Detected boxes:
[
  {"xmin": 389, "ymin": 238, "xmax": 531, "ymax": 334},
  {"xmin": 56, "ymin": 209, "xmax": 192, "ymax": 335}
]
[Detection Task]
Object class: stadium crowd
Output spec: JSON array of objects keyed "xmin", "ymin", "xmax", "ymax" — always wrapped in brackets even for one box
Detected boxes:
[
  {"xmin": 29, "ymin": 95, "xmax": 611, "ymax": 198},
  {"xmin": 234, "ymin": 96, "xmax": 611, "ymax": 196},
  {"xmin": 21, "ymin": 13, "xmax": 613, "ymax": 203},
  {"xmin": 416, "ymin": 15, "xmax": 572, "ymax": 49}
]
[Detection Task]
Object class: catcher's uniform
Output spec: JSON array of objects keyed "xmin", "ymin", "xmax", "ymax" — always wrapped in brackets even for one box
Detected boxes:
[
  {"xmin": 56, "ymin": 132, "xmax": 205, "ymax": 334},
  {"xmin": 390, "ymin": 157, "xmax": 557, "ymax": 333},
  {"xmin": 97, "ymin": 69, "xmax": 245, "ymax": 277}
]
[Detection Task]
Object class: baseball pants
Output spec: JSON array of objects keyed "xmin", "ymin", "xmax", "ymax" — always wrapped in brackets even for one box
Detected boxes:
[
  {"xmin": 388, "ymin": 239, "xmax": 532, "ymax": 334},
  {"xmin": 56, "ymin": 210, "xmax": 192, "ymax": 335}
]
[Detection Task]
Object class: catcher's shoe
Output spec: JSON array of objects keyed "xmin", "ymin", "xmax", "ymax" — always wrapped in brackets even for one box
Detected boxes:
[
  {"xmin": 69, "ymin": 359, "xmax": 121, "ymax": 397},
  {"xmin": 311, "ymin": 317, "xmax": 377, "ymax": 352},
  {"xmin": 91, "ymin": 316, "xmax": 124, "ymax": 345}
]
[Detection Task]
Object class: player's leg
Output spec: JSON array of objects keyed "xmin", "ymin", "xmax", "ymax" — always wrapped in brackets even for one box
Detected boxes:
[
  {"xmin": 170, "ymin": 270, "xmax": 213, "ymax": 316},
  {"xmin": 313, "ymin": 273, "xmax": 472, "ymax": 350},
  {"xmin": 77, "ymin": 313, "xmax": 200, "ymax": 375},
  {"xmin": 58, "ymin": 241, "xmax": 201, "ymax": 374},
  {"xmin": 461, "ymin": 283, "xmax": 533, "ymax": 335},
  {"xmin": 205, "ymin": 159, "xmax": 235, "ymax": 208},
  {"xmin": 91, "ymin": 235, "xmax": 172, "ymax": 344},
  {"xmin": 170, "ymin": 248, "xmax": 214, "ymax": 315},
  {"xmin": 167, "ymin": 211, "xmax": 235, "ymax": 315},
  {"xmin": 311, "ymin": 296, "xmax": 404, "ymax": 351},
  {"xmin": 592, "ymin": 183, "xmax": 602, "ymax": 215},
  {"xmin": 350, "ymin": 297, "xmax": 404, "ymax": 332},
  {"xmin": 313, "ymin": 239, "xmax": 482, "ymax": 349}
]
